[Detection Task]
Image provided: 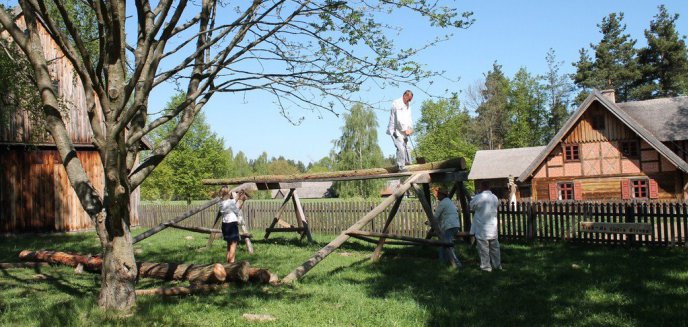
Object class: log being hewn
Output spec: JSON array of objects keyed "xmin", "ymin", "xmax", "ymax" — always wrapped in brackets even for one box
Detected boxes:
[
  {"xmin": 135, "ymin": 283, "xmax": 230, "ymax": 296},
  {"xmin": 138, "ymin": 262, "xmax": 227, "ymax": 284},
  {"xmin": 282, "ymin": 173, "xmax": 425, "ymax": 284},
  {"xmin": 203, "ymin": 157, "xmax": 465, "ymax": 185},
  {"xmin": 248, "ymin": 268, "xmax": 279, "ymax": 285},
  {"xmin": 0, "ymin": 262, "xmax": 50, "ymax": 269},
  {"xmin": 19, "ymin": 250, "xmax": 102, "ymax": 271}
]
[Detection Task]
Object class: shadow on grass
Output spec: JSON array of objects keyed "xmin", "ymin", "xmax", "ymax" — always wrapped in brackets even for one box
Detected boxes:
[{"xmin": 341, "ymin": 241, "xmax": 688, "ymax": 326}]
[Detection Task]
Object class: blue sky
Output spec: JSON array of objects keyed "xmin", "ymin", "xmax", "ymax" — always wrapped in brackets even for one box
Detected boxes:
[
  {"xmin": 186, "ymin": 1, "xmax": 688, "ymax": 165},
  {"xmin": 10, "ymin": 0, "xmax": 686, "ymax": 165}
]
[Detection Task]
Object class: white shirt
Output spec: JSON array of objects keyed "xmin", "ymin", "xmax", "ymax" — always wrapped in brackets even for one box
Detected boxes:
[
  {"xmin": 219, "ymin": 198, "xmax": 240, "ymax": 223},
  {"xmin": 387, "ymin": 97, "xmax": 412, "ymax": 137},
  {"xmin": 469, "ymin": 190, "xmax": 499, "ymax": 240}
]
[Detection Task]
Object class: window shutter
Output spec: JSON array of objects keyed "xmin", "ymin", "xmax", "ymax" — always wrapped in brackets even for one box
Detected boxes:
[
  {"xmin": 649, "ymin": 179, "xmax": 659, "ymax": 199},
  {"xmin": 621, "ymin": 180, "xmax": 630, "ymax": 200},
  {"xmin": 548, "ymin": 183, "xmax": 558, "ymax": 201},
  {"xmin": 573, "ymin": 182, "xmax": 583, "ymax": 200}
]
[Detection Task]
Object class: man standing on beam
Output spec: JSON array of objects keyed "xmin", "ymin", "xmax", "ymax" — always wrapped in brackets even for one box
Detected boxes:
[{"xmin": 387, "ymin": 90, "xmax": 414, "ymax": 172}]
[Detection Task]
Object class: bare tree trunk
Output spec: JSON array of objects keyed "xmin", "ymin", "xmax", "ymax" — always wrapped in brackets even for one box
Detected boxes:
[{"xmin": 96, "ymin": 211, "xmax": 137, "ymax": 311}]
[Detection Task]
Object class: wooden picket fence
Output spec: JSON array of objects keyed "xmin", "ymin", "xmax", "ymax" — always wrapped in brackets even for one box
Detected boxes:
[
  {"xmin": 138, "ymin": 200, "xmax": 688, "ymax": 247},
  {"xmin": 499, "ymin": 201, "xmax": 688, "ymax": 246}
]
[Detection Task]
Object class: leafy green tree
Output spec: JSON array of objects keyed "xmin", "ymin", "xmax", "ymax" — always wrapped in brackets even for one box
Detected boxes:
[
  {"xmin": 415, "ymin": 95, "xmax": 476, "ymax": 167},
  {"xmin": 573, "ymin": 13, "xmax": 639, "ymax": 102},
  {"xmin": 307, "ymin": 153, "xmax": 336, "ymax": 173},
  {"xmin": 505, "ymin": 67, "xmax": 546, "ymax": 148},
  {"xmin": 634, "ymin": 5, "xmax": 688, "ymax": 99},
  {"xmin": 541, "ymin": 48, "xmax": 572, "ymax": 141},
  {"xmin": 141, "ymin": 94, "xmax": 229, "ymax": 204},
  {"xmin": 232, "ymin": 151, "xmax": 254, "ymax": 178},
  {"xmin": 332, "ymin": 104, "xmax": 385, "ymax": 198},
  {"xmin": 472, "ymin": 62, "xmax": 510, "ymax": 150}
]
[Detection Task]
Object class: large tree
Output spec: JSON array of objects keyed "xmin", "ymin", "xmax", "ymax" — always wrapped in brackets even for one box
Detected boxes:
[
  {"xmin": 415, "ymin": 95, "xmax": 476, "ymax": 167},
  {"xmin": 332, "ymin": 104, "xmax": 385, "ymax": 198},
  {"xmin": 471, "ymin": 62, "xmax": 510, "ymax": 150},
  {"xmin": 505, "ymin": 67, "xmax": 546, "ymax": 148},
  {"xmin": 634, "ymin": 5, "xmax": 688, "ymax": 99},
  {"xmin": 0, "ymin": 0, "xmax": 473, "ymax": 312},
  {"xmin": 573, "ymin": 12, "xmax": 639, "ymax": 102}
]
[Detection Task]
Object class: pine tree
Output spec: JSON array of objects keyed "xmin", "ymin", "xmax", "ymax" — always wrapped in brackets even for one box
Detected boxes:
[
  {"xmin": 472, "ymin": 62, "xmax": 510, "ymax": 150},
  {"xmin": 634, "ymin": 5, "xmax": 688, "ymax": 99},
  {"xmin": 332, "ymin": 104, "xmax": 385, "ymax": 198},
  {"xmin": 573, "ymin": 13, "xmax": 639, "ymax": 102},
  {"xmin": 542, "ymin": 48, "xmax": 572, "ymax": 141}
]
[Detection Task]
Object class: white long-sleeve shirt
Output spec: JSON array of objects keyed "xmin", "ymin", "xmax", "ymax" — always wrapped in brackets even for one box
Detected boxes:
[
  {"xmin": 469, "ymin": 190, "xmax": 499, "ymax": 240},
  {"xmin": 387, "ymin": 97, "xmax": 412, "ymax": 137},
  {"xmin": 219, "ymin": 198, "xmax": 240, "ymax": 223}
]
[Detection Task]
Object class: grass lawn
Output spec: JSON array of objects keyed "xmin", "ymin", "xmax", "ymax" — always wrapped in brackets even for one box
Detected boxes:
[{"xmin": 1, "ymin": 228, "xmax": 687, "ymax": 326}]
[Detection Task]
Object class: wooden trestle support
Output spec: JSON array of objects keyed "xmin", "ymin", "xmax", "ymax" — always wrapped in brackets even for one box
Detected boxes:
[{"xmin": 202, "ymin": 157, "xmax": 470, "ymax": 283}]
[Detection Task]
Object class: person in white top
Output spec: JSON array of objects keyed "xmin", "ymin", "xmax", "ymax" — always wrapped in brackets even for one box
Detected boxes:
[
  {"xmin": 469, "ymin": 181, "xmax": 502, "ymax": 272},
  {"xmin": 217, "ymin": 186, "xmax": 241, "ymax": 263},
  {"xmin": 387, "ymin": 90, "xmax": 414, "ymax": 171}
]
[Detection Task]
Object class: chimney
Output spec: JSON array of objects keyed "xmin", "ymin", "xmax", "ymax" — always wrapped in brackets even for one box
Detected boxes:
[{"xmin": 601, "ymin": 89, "xmax": 616, "ymax": 103}]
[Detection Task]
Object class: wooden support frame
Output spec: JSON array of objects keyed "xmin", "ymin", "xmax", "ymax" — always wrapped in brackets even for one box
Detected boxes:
[
  {"xmin": 347, "ymin": 231, "xmax": 454, "ymax": 247},
  {"xmin": 263, "ymin": 189, "xmax": 313, "ymax": 243}
]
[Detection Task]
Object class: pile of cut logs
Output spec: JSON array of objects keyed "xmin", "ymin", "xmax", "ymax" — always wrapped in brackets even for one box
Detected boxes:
[{"xmin": 2, "ymin": 250, "xmax": 278, "ymax": 296}]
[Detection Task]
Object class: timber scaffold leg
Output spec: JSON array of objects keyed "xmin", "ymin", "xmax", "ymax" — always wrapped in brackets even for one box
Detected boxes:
[
  {"xmin": 282, "ymin": 170, "xmax": 468, "ymax": 283},
  {"xmin": 264, "ymin": 188, "xmax": 314, "ymax": 243}
]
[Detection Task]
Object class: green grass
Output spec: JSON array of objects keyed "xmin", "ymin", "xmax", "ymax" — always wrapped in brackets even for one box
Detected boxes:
[{"xmin": 1, "ymin": 229, "xmax": 687, "ymax": 326}]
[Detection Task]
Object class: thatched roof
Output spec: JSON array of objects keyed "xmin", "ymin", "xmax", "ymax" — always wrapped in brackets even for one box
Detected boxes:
[
  {"xmin": 617, "ymin": 96, "xmax": 688, "ymax": 142},
  {"xmin": 468, "ymin": 146, "xmax": 545, "ymax": 180}
]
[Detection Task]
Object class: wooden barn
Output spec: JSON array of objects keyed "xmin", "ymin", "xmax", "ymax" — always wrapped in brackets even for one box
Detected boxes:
[
  {"xmin": 518, "ymin": 90, "xmax": 688, "ymax": 201},
  {"xmin": 0, "ymin": 9, "xmax": 143, "ymax": 232},
  {"xmin": 468, "ymin": 146, "xmax": 545, "ymax": 200}
]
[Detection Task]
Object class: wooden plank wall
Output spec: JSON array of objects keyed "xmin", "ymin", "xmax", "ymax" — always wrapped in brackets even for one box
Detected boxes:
[
  {"xmin": 0, "ymin": 148, "xmax": 140, "ymax": 232},
  {"xmin": 0, "ymin": 15, "xmax": 100, "ymax": 145}
]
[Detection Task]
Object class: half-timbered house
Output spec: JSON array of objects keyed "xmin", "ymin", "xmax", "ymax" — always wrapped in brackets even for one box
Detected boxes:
[{"xmin": 518, "ymin": 90, "xmax": 688, "ymax": 201}]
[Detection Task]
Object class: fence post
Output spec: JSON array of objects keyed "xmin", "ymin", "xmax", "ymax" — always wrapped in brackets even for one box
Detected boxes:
[
  {"xmin": 527, "ymin": 202, "xmax": 536, "ymax": 241},
  {"xmin": 626, "ymin": 202, "xmax": 636, "ymax": 247}
]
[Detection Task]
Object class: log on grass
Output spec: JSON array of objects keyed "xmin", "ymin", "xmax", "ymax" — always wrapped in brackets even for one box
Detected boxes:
[
  {"xmin": 221, "ymin": 261, "xmax": 251, "ymax": 283},
  {"xmin": 20, "ymin": 250, "xmax": 239, "ymax": 283},
  {"xmin": 136, "ymin": 283, "xmax": 230, "ymax": 297},
  {"xmin": 18, "ymin": 250, "xmax": 102, "ymax": 271},
  {"xmin": 203, "ymin": 157, "xmax": 465, "ymax": 185},
  {"xmin": 138, "ymin": 262, "xmax": 227, "ymax": 284},
  {"xmin": 248, "ymin": 268, "xmax": 279, "ymax": 285}
]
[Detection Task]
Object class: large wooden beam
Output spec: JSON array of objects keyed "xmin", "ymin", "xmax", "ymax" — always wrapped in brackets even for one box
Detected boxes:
[
  {"xmin": 135, "ymin": 184, "xmax": 250, "ymax": 244},
  {"xmin": 203, "ymin": 158, "xmax": 465, "ymax": 185},
  {"xmin": 281, "ymin": 173, "xmax": 426, "ymax": 284}
]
